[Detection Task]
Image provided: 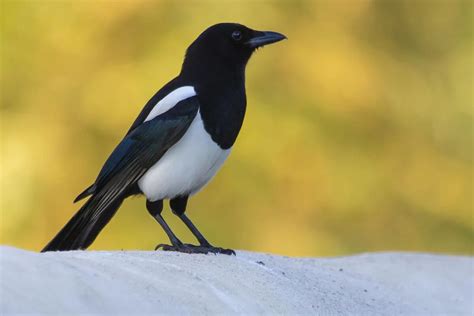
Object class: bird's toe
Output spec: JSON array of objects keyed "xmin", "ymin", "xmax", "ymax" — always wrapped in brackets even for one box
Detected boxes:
[
  {"xmin": 154, "ymin": 243, "xmax": 235, "ymax": 255},
  {"xmin": 202, "ymin": 246, "xmax": 236, "ymax": 256}
]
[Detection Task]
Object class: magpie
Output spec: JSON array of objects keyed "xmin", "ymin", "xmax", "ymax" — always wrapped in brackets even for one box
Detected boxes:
[{"xmin": 42, "ymin": 23, "xmax": 286, "ymax": 255}]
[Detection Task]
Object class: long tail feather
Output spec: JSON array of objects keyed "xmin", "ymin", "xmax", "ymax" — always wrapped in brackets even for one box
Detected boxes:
[
  {"xmin": 41, "ymin": 194, "xmax": 124, "ymax": 252},
  {"xmin": 73, "ymin": 184, "xmax": 96, "ymax": 203}
]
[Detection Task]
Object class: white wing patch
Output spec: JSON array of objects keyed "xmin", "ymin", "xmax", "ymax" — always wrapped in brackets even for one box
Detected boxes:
[{"xmin": 144, "ymin": 86, "xmax": 197, "ymax": 122}]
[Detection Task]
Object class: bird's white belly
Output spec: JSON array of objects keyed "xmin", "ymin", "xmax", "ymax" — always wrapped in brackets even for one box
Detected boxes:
[{"xmin": 138, "ymin": 111, "xmax": 231, "ymax": 201}]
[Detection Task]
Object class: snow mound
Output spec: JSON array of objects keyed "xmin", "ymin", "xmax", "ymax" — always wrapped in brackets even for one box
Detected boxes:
[{"xmin": 0, "ymin": 246, "xmax": 472, "ymax": 315}]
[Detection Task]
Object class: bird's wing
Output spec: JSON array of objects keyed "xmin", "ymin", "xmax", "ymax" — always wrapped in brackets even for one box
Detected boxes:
[
  {"xmin": 75, "ymin": 96, "xmax": 199, "ymax": 202},
  {"xmin": 125, "ymin": 77, "xmax": 183, "ymax": 136}
]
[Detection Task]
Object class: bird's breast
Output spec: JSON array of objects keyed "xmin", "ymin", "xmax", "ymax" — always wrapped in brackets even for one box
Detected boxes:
[
  {"xmin": 138, "ymin": 111, "xmax": 230, "ymax": 201},
  {"xmin": 196, "ymin": 81, "xmax": 247, "ymax": 149}
]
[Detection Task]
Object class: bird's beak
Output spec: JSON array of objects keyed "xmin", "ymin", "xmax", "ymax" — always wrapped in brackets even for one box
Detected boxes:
[{"xmin": 246, "ymin": 30, "xmax": 287, "ymax": 49}]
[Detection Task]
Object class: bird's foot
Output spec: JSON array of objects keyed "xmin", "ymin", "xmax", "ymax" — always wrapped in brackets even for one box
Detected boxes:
[{"xmin": 155, "ymin": 243, "xmax": 235, "ymax": 256}]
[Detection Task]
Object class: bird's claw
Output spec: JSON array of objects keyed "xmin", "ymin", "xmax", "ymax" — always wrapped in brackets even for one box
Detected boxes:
[
  {"xmin": 154, "ymin": 243, "xmax": 169, "ymax": 251},
  {"xmin": 155, "ymin": 243, "xmax": 235, "ymax": 256}
]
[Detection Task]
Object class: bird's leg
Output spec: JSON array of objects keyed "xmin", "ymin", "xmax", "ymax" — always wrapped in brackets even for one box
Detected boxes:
[
  {"xmin": 170, "ymin": 197, "xmax": 236, "ymax": 255},
  {"xmin": 178, "ymin": 213, "xmax": 211, "ymax": 247},
  {"xmin": 153, "ymin": 214, "xmax": 184, "ymax": 251},
  {"xmin": 146, "ymin": 199, "xmax": 183, "ymax": 249},
  {"xmin": 177, "ymin": 214, "xmax": 235, "ymax": 255}
]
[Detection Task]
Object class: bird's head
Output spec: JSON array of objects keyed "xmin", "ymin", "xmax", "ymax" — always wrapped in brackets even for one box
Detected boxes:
[{"xmin": 181, "ymin": 23, "xmax": 286, "ymax": 80}]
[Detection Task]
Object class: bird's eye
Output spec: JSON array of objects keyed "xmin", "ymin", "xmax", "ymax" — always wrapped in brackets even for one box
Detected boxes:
[{"xmin": 232, "ymin": 30, "xmax": 242, "ymax": 41}]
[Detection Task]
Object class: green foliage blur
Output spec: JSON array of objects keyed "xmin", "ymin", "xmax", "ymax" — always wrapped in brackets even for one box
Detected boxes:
[{"xmin": 1, "ymin": 0, "xmax": 472, "ymax": 256}]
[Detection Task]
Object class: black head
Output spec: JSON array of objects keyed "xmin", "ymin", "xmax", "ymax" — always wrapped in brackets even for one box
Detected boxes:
[{"xmin": 181, "ymin": 23, "xmax": 286, "ymax": 81}]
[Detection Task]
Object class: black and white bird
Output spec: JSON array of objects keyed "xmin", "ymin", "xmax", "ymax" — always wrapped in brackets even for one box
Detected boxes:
[{"xmin": 42, "ymin": 23, "xmax": 286, "ymax": 255}]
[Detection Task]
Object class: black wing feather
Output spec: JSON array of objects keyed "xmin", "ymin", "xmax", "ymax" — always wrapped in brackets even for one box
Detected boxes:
[
  {"xmin": 74, "ymin": 77, "xmax": 185, "ymax": 202},
  {"xmin": 93, "ymin": 97, "xmax": 199, "ymax": 192},
  {"xmin": 125, "ymin": 77, "xmax": 182, "ymax": 136}
]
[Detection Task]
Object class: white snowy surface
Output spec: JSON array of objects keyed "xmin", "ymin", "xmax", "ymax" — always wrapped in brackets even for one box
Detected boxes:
[{"xmin": 0, "ymin": 246, "xmax": 472, "ymax": 315}]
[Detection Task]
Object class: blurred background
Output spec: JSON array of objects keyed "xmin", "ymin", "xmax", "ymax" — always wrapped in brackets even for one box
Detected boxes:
[{"xmin": 1, "ymin": 0, "xmax": 472, "ymax": 257}]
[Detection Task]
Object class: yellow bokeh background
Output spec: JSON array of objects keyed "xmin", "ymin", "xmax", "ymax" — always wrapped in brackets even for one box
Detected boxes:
[{"xmin": 1, "ymin": 0, "xmax": 472, "ymax": 256}]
